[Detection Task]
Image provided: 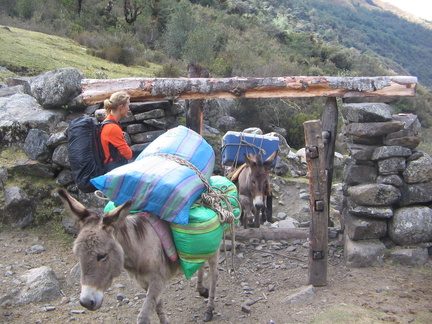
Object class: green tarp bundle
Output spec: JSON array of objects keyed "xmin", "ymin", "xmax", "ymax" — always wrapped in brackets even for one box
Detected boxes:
[{"xmin": 171, "ymin": 175, "xmax": 240, "ymax": 279}]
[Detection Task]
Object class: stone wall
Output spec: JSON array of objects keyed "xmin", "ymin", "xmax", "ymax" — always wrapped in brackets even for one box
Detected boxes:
[
  {"xmin": 2, "ymin": 68, "xmax": 432, "ymax": 268},
  {"xmin": 92, "ymin": 100, "xmax": 183, "ymax": 158},
  {"xmin": 0, "ymin": 68, "xmax": 188, "ymax": 227},
  {"xmin": 341, "ymin": 101, "xmax": 432, "ymax": 267}
]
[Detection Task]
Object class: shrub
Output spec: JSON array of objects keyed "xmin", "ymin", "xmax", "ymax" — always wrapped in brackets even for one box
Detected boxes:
[
  {"xmin": 16, "ymin": 0, "xmax": 36, "ymax": 19},
  {"xmin": 154, "ymin": 61, "xmax": 184, "ymax": 77}
]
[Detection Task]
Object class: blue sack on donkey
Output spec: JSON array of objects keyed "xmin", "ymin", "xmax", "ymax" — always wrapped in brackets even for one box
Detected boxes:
[
  {"xmin": 90, "ymin": 126, "xmax": 215, "ymax": 225},
  {"xmin": 136, "ymin": 125, "xmax": 214, "ymax": 179}
]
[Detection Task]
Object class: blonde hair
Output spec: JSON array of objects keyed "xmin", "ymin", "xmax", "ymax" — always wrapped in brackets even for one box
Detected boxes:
[{"xmin": 104, "ymin": 91, "xmax": 130, "ymax": 115}]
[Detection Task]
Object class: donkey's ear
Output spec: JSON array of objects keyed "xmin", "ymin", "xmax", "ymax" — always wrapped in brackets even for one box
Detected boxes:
[
  {"xmin": 103, "ymin": 200, "xmax": 133, "ymax": 228},
  {"xmin": 243, "ymin": 153, "xmax": 256, "ymax": 166},
  {"xmin": 57, "ymin": 188, "xmax": 90, "ymax": 223},
  {"xmin": 263, "ymin": 150, "xmax": 278, "ymax": 170}
]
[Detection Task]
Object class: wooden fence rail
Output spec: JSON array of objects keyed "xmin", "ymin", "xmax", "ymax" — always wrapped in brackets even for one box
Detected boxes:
[{"xmin": 81, "ymin": 76, "xmax": 417, "ymax": 105}]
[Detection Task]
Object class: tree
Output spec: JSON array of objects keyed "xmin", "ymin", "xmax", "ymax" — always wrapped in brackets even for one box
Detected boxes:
[
  {"xmin": 147, "ymin": 0, "xmax": 161, "ymax": 48},
  {"xmin": 77, "ymin": 0, "xmax": 83, "ymax": 15},
  {"xmin": 124, "ymin": 0, "xmax": 145, "ymax": 25}
]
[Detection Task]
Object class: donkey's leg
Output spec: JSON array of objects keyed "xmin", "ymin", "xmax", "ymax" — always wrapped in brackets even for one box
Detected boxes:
[
  {"xmin": 253, "ymin": 208, "xmax": 261, "ymax": 228},
  {"xmin": 266, "ymin": 194, "xmax": 273, "ymax": 223},
  {"xmin": 197, "ymin": 266, "xmax": 209, "ymax": 298},
  {"xmin": 240, "ymin": 195, "xmax": 253, "ymax": 229},
  {"xmin": 155, "ymin": 296, "xmax": 169, "ymax": 324},
  {"xmin": 202, "ymin": 250, "xmax": 219, "ymax": 322},
  {"xmin": 137, "ymin": 281, "xmax": 168, "ymax": 324}
]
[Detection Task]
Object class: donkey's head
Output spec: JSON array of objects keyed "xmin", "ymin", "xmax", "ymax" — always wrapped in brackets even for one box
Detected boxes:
[
  {"xmin": 57, "ymin": 189, "xmax": 132, "ymax": 311},
  {"xmin": 242, "ymin": 150, "xmax": 278, "ymax": 210}
]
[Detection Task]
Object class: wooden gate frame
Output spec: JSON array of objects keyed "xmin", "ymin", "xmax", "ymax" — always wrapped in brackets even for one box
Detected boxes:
[{"xmin": 81, "ymin": 75, "xmax": 417, "ymax": 286}]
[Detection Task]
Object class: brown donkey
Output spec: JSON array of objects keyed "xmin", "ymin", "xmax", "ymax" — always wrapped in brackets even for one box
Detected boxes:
[
  {"xmin": 57, "ymin": 188, "xmax": 219, "ymax": 323},
  {"xmin": 229, "ymin": 150, "xmax": 278, "ymax": 228}
]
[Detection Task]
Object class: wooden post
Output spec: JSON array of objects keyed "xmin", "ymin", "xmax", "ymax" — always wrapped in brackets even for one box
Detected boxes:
[
  {"xmin": 185, "ymin": 63, "xmax": 210, "ymax": 134},
  {"xmin": 321, "ymin": 97, "xmax": 338, "ymax": 225},
  {"xmin": 304, "ymin": 120, "xmax": 328, "ymax": 287}
]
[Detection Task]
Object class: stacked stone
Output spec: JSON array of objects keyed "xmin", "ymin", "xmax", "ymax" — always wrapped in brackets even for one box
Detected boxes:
[
  {"xmin": 341, "ymin": 102, "xmax": 432, "ymax": 267},
  {"xmin": 93, "ymin": 100, "xmax": 183, "ymax": 158}
]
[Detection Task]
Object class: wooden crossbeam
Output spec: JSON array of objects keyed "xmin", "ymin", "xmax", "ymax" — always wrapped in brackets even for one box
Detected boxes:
[{"xmin": 81, "ymin": 76, "xmax": 417, "ymax": 105}]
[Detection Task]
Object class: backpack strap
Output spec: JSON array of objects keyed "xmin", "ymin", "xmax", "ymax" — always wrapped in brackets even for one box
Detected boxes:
[
  {"xmin": 101, "ymin": 119, "xmax": 118, "ymax": 127},
  {"xmin": 100, "ymin": 119, "xmax": 128, "ymax": 172}
]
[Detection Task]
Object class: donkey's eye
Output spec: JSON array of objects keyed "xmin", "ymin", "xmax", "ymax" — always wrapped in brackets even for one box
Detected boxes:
[{"xmin": 97, "ymin": 254, "xmax": 108, "ymax": 262}]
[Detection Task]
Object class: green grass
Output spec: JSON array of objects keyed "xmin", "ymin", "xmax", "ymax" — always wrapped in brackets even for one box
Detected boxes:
[
  {"xmin": 417, "ymin": 127, "xmax": 432, "ymax": 156},
  {"xmin": 0, "ymin": 26, "xmax": 161, "ymax": 81},
  {"xmin": 309, "ymin": 302, "xmax": 432, "ymax": 324},
  {"xmin": 310, "ymin": 304, "xmax": 384, "ymax": 324}
]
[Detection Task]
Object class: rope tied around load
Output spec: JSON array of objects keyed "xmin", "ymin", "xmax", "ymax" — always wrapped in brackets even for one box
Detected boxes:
[
  {"xmin": 221, "ymin": 132, "xmax": 267, "ymax": 168},
  {"xmin": 154, "ymin": 153, "xmax": 240, "ymax": 225},
  {"xmin": 154, "ymin": 153, "xmax": 241, "ymax": 277}
]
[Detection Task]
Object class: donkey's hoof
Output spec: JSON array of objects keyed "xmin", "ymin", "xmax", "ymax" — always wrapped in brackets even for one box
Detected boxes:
[
  {"xmin": 198, "ymin": 287, "xmax": 209, "ymax": 298},
  {"xmin": 203, "ymin": 310, "xmax": 214, "ymax": 322}
]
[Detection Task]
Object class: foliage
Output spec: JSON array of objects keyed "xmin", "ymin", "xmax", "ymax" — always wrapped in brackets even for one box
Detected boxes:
[
  {"xmin": 391, "ymin": 85, "xmax": 432, "ymax": 128},
  {"xmin": 0, "ymin": 0, "xmax": 431, "ymax": 131},
  {"xmin": 154, "ymin": 61, "xmax": 185, "ymax": 77},
  {"xmin": 230, "ymin": 97, "xmax": 324, "ymax": 149}
]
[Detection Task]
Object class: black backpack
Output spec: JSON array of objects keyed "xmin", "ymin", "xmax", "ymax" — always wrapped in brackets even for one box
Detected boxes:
[{"xmin": 67, "ymin": 117, "xmax": 119, "ymax": 193}]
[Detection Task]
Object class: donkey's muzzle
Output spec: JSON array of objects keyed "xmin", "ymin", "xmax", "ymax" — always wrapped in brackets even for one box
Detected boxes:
[
  {"xmin": 253, "ymin": 196, "xmax": 265, "ymax": 210},
  {"xmin": 80, "ymin": 298, "xmax": 98, "ymax": 311},
  {"xmin": 80, "ymin": 285, "xmax": 104, "ymax": 311}
]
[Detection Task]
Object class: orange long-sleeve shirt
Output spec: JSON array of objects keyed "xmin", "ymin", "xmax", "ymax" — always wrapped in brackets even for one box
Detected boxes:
[{"xmin": 100, "ymin": 115, "xmax": 133, "ymax": 163}]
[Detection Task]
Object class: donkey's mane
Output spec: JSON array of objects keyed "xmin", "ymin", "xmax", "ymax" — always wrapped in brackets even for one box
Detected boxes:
[
  {"xmin": 119, "ymin": 213, "xmax": 150, "ymax": 245},
  {"xmin": 255, "ymin": 154, "xmax": 263, "ymax": 167},
  {"xmin": 82, "ymin": 210, "xmax": 104, "ymax": 226}
]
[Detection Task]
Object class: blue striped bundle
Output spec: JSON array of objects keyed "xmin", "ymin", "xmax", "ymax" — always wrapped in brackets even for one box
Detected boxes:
[
  {"xmin": 90, "ymin": 126, "xmax": 215, "ymax": 225},
  {"xmin": 136, "ymin": 125, "xmax": 214, "ymax": 179}
]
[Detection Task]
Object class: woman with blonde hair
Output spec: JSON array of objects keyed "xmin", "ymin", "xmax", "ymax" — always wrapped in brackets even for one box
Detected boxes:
[{"xmin": 100, "ymin": 91, "xmax": 133, "ymax": 171}]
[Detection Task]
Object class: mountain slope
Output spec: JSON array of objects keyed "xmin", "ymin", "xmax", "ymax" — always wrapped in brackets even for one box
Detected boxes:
[
  {"xmin": 373, "ymin": 0, "xmax": 432, "ymax": 28},
  {"xmin": 266, "ymin": 0, "xmax": 432, "ymax": 86},
  {"xmin": 0, "ymin": 26, "xmax": 159, "ymax": 79}
]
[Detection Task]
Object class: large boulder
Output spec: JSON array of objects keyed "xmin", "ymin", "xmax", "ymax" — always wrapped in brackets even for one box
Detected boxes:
[
  {"xmin": 0, "ymin": 93, "xmax": 67, "ymax": 143},
  {"xmin": 30, "ymin": 67, "xmax": 84, "ymax": 109},
  {"xmin": 388, "ymin": 206, "xmax": 432, "ymax": 245},
  {"xmin": 3, "ymin": 187, "xmax": 35, "ymax": 228},
  {"xmin": 23, "ymin": 129, "xmax": 51, "ymax": 163},
  {"xmin": 204, "ymin": 98, "xmax": 235, "ymax": 127},
  {"xmin": 18, "ymin": 266, "xmax": 61, "ymax": 304},
  {"xmin": 344, "ymin": 237, "xmax": 387, "ymax": 267},
  {"xmin": 345, "ymin": 212, "xmax": 387, "ymax": 240},
  {"xmin": 402, "ymin": 153, "xmax": 432, "ymax": 184},
  {"xmin": 341, "ymin": 102, "xmax": 394, "ymax": 123},
  {"xmin": 347, "ymin": 183, "xmax": 401, "ymax": 206}
]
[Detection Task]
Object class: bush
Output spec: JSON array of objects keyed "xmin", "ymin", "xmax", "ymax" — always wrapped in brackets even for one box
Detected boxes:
[
  {"xmin": 16, "ymin": 0, "xmax": 36, "ymax": 19},
  {"xmin": 154, "ymin": 61, "xmax": 184, "ymax": 77},
  {"xmin": 73, "ymin": 30, "xmax": 150, "ymax": 67}
]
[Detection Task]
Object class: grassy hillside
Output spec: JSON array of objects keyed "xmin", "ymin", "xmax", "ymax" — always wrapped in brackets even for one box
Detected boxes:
[
  {"xmin": 1, "ymin": 1, "xmax": 430, "ymax": 147},
  {"xmin": 0, "ymin": 26, "xmax": 161, "ymax": 81}
]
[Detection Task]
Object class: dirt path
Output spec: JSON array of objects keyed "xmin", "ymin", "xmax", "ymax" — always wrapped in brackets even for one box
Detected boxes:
[{"xmin": 1, "ymin": 226, "xmax": 432, "ymax": 324}]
